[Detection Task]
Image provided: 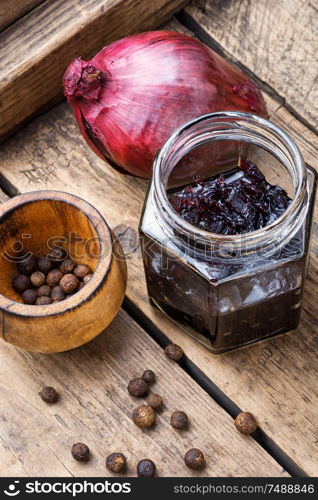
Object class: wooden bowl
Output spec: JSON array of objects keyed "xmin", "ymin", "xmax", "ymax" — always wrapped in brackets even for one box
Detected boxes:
[{"xmin": 0, "ymin": 191, "xmax": 127, "ymax": 353}]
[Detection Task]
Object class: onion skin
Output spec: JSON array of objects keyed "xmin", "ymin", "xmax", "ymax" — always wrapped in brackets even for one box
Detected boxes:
[{"xmin": 63, "ymin": 31, "xmax": 267, "ymax": 178}]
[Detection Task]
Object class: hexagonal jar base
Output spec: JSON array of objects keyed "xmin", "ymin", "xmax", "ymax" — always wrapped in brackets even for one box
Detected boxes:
[{"xmin": 139, "ymin": 112, "xmax": 317, "ymax": 353}]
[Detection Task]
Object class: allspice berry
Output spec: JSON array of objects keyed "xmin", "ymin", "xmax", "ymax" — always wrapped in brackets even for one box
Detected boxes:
[
  {"xmin": 106, "ymin": 453, "xmax": 127, "ymax": 473},
  {"xmin": 132, "ymin": 405, "xmax": 155, "ymax": 428},
  {"xmin": 39, "ymin": 386, "xmax": 58, "ymax": 403},
  {"xmin": 22, "ymin": 288, "xmax": 38, "ymax": 305},
  {"xmin": 137, "ymin": 459, "xmax": 156, "ymax": 477},
  {"xmin": 51, "ymin": 286, "xmax": 65, "ymax": 302},
  {"xmin": 49, "ymin": 247, "xmax": 67, "ymax": 263},
  {"xmin": 170, "ymin": 410, "xmax": 188, "ymax": 429},
  {"xmin": 142, "ymin": 370, "xmax": 155, "ymax": 384},
  {"xmin": 12, "ymin": 252, "xmax": 94, "ymax": 305},
  {"xmin": 74, "ymin": 264, "xmax": 90, "ymax": 279},
  {"xmin": 17, "ymin": 255, "xmax": 38, "ymax": 276},
  {"xmin": 38, "ymin": 284, "xmax": 51, "ymax": 297},
  {"xmin": 164, "ymin": 343, "xmax": 184, "ymax": 361},
  {"xmin": 60, "ymin": 258, "xmax": 75, "ymax": 274},
  {"xmin": 47, "ymin": 269, "xmax": 63, "ymax": 287},
  {"xmin": 184, "ymin": 448, "xmax": 205, "ymax": 470},
  {"xmin": 234, "ymin": 412, "xmax": 258, "ymax": 435},
  {"xmin": 83, "ymin": 274, "xmax": 93, "ymax": 284},
  {"xmin": 38, "ymin": 257, "xmax": 53, "ymax": 275},
  {"xmin": 128, "ymin": 378, "xmax": 148, "ymax": 397},
  {"xmin": 12, "ymin": 274, "xmax": 30, "ymax": 293},
  {"xmin": 147, "ymin": 394, "xmax": 163, "ymax": 410},
  {"xmin": 36, "ymin": 296, "xmax": 53, "ymax": 305},
  {"xmin": 71, "ymin": 443, "xmax": 90, "ymax": 462},
  {"xmin": 30, "ymin": 271, "xmax": 46, "ymax": 287},
  {"xmin": 60, "ymin": 273, "xmax": 79, "ymax": 294}
]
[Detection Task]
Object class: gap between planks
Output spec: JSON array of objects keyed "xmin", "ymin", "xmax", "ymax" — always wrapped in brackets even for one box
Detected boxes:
[
  {"xmin": 0, "ymin": 0, "xmax": 188, "ymax": 141},
  {"xmin": 0, "ymin": 307, "xmax": 286, "ymax": 477},
  {"xmin": 123, "ymin": 298, "xmax": 307, "ymax": 478},
  {"xmin": 0, "ymin": 183, "xmax": 297, "ymax": 476},
  {"xmin": 0, "ymin": 0, "xmax": 45, "ymax": 32},
  {"xmin": 179, "ymin": 0, "xmax": 318, "ymax": 139}
]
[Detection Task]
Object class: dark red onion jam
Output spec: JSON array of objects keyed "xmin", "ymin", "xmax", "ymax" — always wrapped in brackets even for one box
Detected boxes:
[{"xmin": 169, "ymin": 157, "xmax": 291, "ymax": 234}]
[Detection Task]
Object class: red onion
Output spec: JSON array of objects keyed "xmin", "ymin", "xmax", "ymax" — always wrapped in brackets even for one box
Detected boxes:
[{"xmin": 63, "ymin": 31, "xmax": 267, "ymax": 178}]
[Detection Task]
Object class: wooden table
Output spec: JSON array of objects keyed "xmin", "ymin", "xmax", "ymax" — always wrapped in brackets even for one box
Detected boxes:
[{"xmin": 0, "ymin": 0, "xmax": 317, "ymax": 477}]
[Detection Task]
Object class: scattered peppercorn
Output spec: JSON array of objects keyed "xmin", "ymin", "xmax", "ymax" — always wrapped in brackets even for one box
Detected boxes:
[
  {"xmin": 137, "ymin": 459, "xmax": 156, "ymax": 477},
  {"xmin": 22, "ymin": 288, "xmax": 38, "ymax": 305},
  {"xmin": 106, "ymin": 453, "xmax": 127, "ymax": 473},
  {"xmin": 36, "ymin": 296, "xmax": 53, "ymax": 305},
  {"xmin": 170, "ymin": 410, "xmax": 188, "ymax": 429},
  {"xmin": 39, "ymin": 386, "xmax": 58, "ymax": 403},
  {"xmin": 74, "ymin": 264, "xmax": 91, "ymax": 278},
  {"xmin": 47, "ymin": 269, "xmax": 63, "ymax": 287},
  {"xmin": 17, "ymin": 255, "xmax": 38, "ymax": 276},
  {"xmin": 147, "ymin": 394, "xmax": 163, "ymax": 410},
  {"xmin": 60, "ymin": 258, "xmax": 76, "ymax": 274},
  {"xmin": 132, "ymin": 405, "xmax": 155, "ymax": 428},
  {"xmin": 38, "ymin": 284, "xmax": 51, "ymax": 297},
  {"xmin": 60, "ymin": 273, "xmax": 79, "ymax": 294},
  {"xmin": 142, "ymin": 370, "xmax": 155, "ymax": 384},
  {"xmin": 164, "ymin": 343, "xmax": 184, "ymax": 361},
  {"xmin": 184, "ymin": 448, "xmax": 205, "ymax": 470},
  {"xmin": 51, "ymin": 286, "xmax": 66, "ymax": 302},
  {"xmin": 71, "ymin": 442, "xmax": 90, "ymax": 462},
  {"xmin": 83, "ymin": 274, "xmax": 93, "ymax": 284},
  {"xmin": 12, "ymin": 274, "xmax": 30, "ymax": 293},
  {"xmin": 128, "ymin": 378, "xmax": 148, "ymax": 397},
  {"xmin": 30, "ymin": 271, "xmax": 46, "ymax": 287},
  {"xmin": 234, "ymin": 412, "xmax": 258, "ymax": 435},
  {"xmin": 38, "ymin": 257, "xmax": 53, "ymax": 275}
]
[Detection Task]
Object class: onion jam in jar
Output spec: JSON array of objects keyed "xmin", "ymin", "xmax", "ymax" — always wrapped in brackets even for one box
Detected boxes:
[{"xmin": 139, "ymin": 112, "xmax": 317, "ymax": 353}]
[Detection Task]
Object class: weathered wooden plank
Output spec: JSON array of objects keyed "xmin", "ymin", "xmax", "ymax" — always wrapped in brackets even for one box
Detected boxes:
[
  {"xmin": 0, "ymin": 309, "xmax": 285, "ymax": 477},
  {"xmin": 0, "ymin": 88, "xmax": 316, "ymax": 475},
  {"xmin": 0, "ymin": 0, "xmax": 44, "ymax": 31},
  {"xmin": 184, "ymin": 0, "xmax": 318, "ymax": 132},
  {"xmin": 0, "ymin": 437, "xmax": 31, "ymax": 477},
  {"xmin": 0, "ymin": 0, "xmax": 187, "ymax": 141},
  {"xmin": 1, "ymin": 19, "xmax": 317, "ymax": 475}
]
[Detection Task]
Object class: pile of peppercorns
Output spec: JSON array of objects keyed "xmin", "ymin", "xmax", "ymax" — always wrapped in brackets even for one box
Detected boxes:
[
  {"xmin": 12, "ymin": 249, "xmax": 93, "ymax": 305},
  {"xmin": 38, "ymin": 342, "xmax": 258, "ymax": 476}
]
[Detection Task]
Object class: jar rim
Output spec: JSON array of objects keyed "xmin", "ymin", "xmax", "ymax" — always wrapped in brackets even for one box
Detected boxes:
[{"xmin": 153, "ymin": 111, "xmax": 307, "ymax": 254}]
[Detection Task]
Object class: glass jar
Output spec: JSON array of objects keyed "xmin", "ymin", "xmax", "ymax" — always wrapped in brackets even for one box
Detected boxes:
[{"xmin": 139, "ymin": 112, "xmax": 317, "ymax": 353}]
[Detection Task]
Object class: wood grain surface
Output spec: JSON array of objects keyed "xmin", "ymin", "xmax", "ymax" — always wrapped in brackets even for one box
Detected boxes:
[
  {"xmin": 0, "ymin": 0, "xmax": 44, "ymax": 31},
  {"xmin": 0, "ymin": 69, "xmax": 317, "ymax": 474},
  {"xmin": 0, "ymin": 190, "xmax": 8, "ymax": 203},
  {"xmin": 0, "ymin": 0, "xmax": 187, "ymax": 140},
  {"xmin": 0, "ymin": 12, "xmax": 317, "ymax": 476},
  {"xmin": 184, "ymin": 0, "xmax": 318, "ymax": 132},
  {"xmin": 0, "ymin": 308, "xmax": 286, "ymax": 477}
]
